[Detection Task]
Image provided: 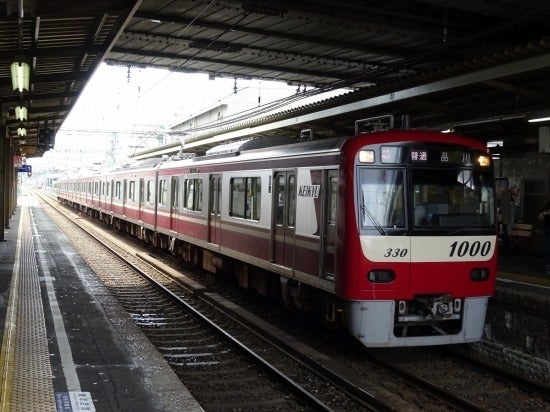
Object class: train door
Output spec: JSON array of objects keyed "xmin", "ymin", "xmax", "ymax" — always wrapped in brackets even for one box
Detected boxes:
[
  {"xmin": 170, "ymin": 176, "xmax": 179, "ymax": 232},
  {"xmin": 272, "ymin": 170, "xmax": 296, "ymax": 268},
  {"xmin": 321, "ymin": 170, "xmax": 338, "ymax": 281},
  {"xmin": 123, "ymin": 179, "xmax": 128, "ymax": 216},
  {"xmin": 138, "ymin": 178, "xmax": 145, "ymax": 222},
  {"xmin": 208, "ymin": 174, "xmax": 221, "ymax": 245}
]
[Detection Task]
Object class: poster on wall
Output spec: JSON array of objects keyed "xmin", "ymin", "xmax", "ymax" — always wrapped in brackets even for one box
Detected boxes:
[
  {"xmin": 508, "ymin": 176, "xmax": 522, "ymax": 207},
  {"xmin": 495, "ymin": 176, "xmax": 523, "ymax": 221}
]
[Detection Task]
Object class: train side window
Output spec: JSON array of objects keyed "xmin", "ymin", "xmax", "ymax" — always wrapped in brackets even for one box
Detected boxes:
[
  {"xmin": 139, "ymin": 179, "xmax": 144, "ymax": 205},
  {"xmin": 115, "ymin": 181, "xmax": 122, "ymax": 200},
  {"xmin": 196, "ymin": 180, "xmax": 203, "ymax": 211},
  {"xmin": 184, "ymin": 178, "xmax": 203, "ymax": 211},
  {"xmin": 209, "ymin": 175, "xmax": 221, "ymax": 215},
  {"xmin": 146, "ymin": 180, "xmax": 154, "ymax": 204},
  {"xmin": 171, "ymin": 177, "xmax": 180, "ymax": 210},
  {"xmin": 288, "ymin": 175, "xmax": 296, "ymax": 227},
  {"xmin": 158, "ymin": 179, "xmax": 168, "ymax": 207},
  {"xmin": 249, "ymin": 177, "xmax": 261, "ymax": 220},
  {"xmin": 231, "ymin": 178, "xmax": 245, "ymax": 218},
  {"xmin": 328, "ymin": 176, "xmax": 338, "ymax": 225},
  {"xmin": 275, "ymin": 175, "xmax": 285, "ymax": 225},
  {"xmin": 230, "ymin": 177, "xmax": 261, "ymax": 220},
  {"xmin": 128, "ymin": 181, "xmax": 136, "ymax": 202}
]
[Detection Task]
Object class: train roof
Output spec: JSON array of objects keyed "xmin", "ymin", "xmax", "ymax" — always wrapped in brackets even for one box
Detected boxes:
[
  {"xmin": 156, "ymin": 129, "xmax": 487, "ymax": 170},
  {"xmin": 181, "ymin": 136, "xmax": 346, "ymax": 167}
]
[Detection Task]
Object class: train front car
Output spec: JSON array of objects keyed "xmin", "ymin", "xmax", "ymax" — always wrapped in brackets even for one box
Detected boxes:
[{"xmin": 340, "ymin": 130, "xmax": 497, "ymax": 347}]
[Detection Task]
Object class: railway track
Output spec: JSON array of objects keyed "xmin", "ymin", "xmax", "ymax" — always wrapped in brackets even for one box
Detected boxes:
[
  {"xmin": 35, "ymin": 190, "xmax": 550, "ymax": 411},
  {"xmin": 36, "ymin": 191, "xmax": 382, "ymax": 411}
]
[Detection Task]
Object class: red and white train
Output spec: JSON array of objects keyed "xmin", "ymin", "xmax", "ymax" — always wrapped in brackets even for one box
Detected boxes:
[{"xmin": 55, "ymin": 130, "xmax": 497, "ymax": 347}]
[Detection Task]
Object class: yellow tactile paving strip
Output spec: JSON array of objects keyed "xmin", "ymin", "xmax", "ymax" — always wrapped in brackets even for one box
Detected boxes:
[
  {"xmin": 0, "ymin": 206, "xmax": 56, "ymax": 412},
  {"xmin": 498, "ymin": 270, "xmax": 550, "ymax": 287}
]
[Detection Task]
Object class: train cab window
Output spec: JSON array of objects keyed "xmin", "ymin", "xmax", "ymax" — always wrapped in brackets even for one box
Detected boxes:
[
  {"xmin": 158, "ymin": 179, "xmax": 168, "ymax": 207},
  {"xmin": 230, "ymin": 177, "xmax": 261, "ymax": 221},
  {"xmin": 412, "ymin": 169, "xmax": 495, "ymax": 228},
  {"xmin": 359, "ymin": 168, "xmax": 405, "ymax": 230},
  {"xmin": 184, "ymin": 178, "xmax": 203, "ymax": 211}
]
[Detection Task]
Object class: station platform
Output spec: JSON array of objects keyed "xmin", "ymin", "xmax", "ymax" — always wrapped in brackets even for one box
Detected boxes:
[
  {"xmin": 1, "ymin": 197, "xmax": 548, "ymax": 411},
  {"xmin": 0, "ymin": 197, "xmax": 203, "ymax": 412}
]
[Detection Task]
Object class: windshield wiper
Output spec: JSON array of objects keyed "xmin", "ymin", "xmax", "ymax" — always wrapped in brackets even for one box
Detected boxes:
[
  {"xmin": 449, "ymin": 227, "xmax": 475, "ymax": 235},
  {"xmin": 360, "ymin": 203, "xmax": 387, "ymax": 235}
]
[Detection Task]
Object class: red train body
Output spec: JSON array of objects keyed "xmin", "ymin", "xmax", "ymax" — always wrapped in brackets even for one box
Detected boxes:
[{"xmin": 56, "ymin": 130, "xmax": 497, "ymax": 347}]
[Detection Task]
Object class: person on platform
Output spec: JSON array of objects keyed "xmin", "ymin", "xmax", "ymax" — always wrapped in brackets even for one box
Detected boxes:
[
  {"xmin": 499, "ymin": 188, "xmax": 513, "ymax": 254},
  {"xmin": 538, "ymin": 199, "xmax": 550, "ymax": 275}
]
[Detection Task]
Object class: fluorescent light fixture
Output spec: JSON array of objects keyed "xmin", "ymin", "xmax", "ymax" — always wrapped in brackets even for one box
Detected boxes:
[
  {"xmin": 528, "ymin": 116, "xmax": 550, "ymax": 123},
  {"xmin": 487, "ymin": 140, "xmax": 503, "ymax": 148},
  {"xmin": 17, "ymin": 127, "xmax": 27, "ymax": 136},
  {"xmin": 15, "ymin": 105, "xmax": 28, "ymax": 121},
  {"xmin": 11, "ymin": 61, "xmax": 30, "ymax": 92}
]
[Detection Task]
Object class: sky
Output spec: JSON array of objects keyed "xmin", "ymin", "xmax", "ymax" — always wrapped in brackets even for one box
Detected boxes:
[
  {"xmin": 26, "ymin": 64, "xmax": 299, "ymax": 175},
  {"xmin": 58, "ymin": 63, "xmax": 298, "ymax": 148},
  {"xmin": 27, "ymin": 63, "xmax": 347, "ymax": 180}
]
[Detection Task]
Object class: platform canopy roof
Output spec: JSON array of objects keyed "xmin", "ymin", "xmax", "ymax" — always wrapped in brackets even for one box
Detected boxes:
[{"xmin": 2, "ymin": 0, "xmax": 550, "ymax": 156}]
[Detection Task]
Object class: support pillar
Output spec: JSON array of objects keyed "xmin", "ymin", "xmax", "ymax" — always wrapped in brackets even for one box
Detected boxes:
[{"xmin": 0, "ymin": 123, "xmax": 6, "ymax": 240}]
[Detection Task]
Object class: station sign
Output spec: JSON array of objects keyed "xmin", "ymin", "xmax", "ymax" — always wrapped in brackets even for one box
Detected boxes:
[{"xmin": 16, "ymin": 164, "xmax": 32, "ymax": 176}]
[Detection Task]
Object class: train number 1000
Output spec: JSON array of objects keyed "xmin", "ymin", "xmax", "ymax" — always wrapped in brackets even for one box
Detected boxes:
[{"xmin": 449, "ymin": 240, "xmax": 491, "ymax": 257}]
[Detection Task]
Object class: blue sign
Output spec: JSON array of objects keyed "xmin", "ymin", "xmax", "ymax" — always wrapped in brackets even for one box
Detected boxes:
[{"xmin": 16, "ymin": 164, "xmax": 32, "ymax": 173}]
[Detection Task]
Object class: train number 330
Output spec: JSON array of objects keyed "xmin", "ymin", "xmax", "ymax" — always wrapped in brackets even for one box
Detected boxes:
[
  {"xmin": 449, "ymin": 240, "xmax": 491, "ymax": 257},
  {"xmin": 384, "ymin": 248, "xmax": 408, "ymax": 257}
]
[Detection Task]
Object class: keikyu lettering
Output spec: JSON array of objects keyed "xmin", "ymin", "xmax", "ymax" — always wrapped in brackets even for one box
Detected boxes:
[{"xmin": 298, "ymin": 185, "xmax": 320, "ymax": 198}]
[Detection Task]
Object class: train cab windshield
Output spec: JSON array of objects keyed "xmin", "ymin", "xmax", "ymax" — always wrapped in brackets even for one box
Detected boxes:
[
  {"xmin": 359, "ymin": 168, "xmax": 406, "ymax": 233},
  {"xmin": 412, "ymin": 168, "xmax": 495, "ymax": 231},
  {"xmin": 358, "ymin": 166, "xmax": 495, "ymax": 234}
]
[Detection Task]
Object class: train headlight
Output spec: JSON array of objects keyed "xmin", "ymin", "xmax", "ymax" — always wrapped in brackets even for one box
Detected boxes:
[
  {"xmin": 367, "ymin": 269, "xmax": 395, "ymax": 283},
  {"xmin": 359, "ymin": 150, "xmax": 375, "ymax": 163},
  {"xmin": 477, "ymin": 154, "xmax": 491, "ymax": 167},
  {"xmin": 398, "ymin": 300, "xmax": 407, "ymax": 314},
  {"xmin": 470, "ymin": 267, "xmax": 489, "ymax": 281}
]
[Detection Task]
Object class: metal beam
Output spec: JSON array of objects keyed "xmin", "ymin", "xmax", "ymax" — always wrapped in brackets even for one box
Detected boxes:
[
  {"xmin": 109, "ymin": 47, "xmax": 346, "ymax": 82},
  {"xmin": 122, "ymin": 30, "xmax": 384, "ymax": 74},
  {"xmin": 132, "ymin": 11, "xmax": 414, "ymax": 58},
  {"xmin": 177, "ymin": 52, "xmax": 550, "ymax": 148}
]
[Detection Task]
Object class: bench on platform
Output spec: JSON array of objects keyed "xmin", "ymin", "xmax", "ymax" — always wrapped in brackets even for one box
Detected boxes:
[{"xmin": 510, "ymin": 223, "xmax": 533, "ymax": 250}]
